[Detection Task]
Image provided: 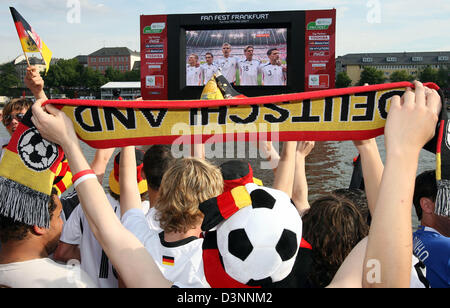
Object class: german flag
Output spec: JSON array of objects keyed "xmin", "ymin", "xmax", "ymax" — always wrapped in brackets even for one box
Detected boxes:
[
  {"xmin": 53, "ymin": 158, "xmax": 73, "ymax": 195},
  {"xmin": 200, "ymin": 185, "xmax": 253, "ymax": 231},
  {"xmin": 10, "ymin": 7, "xmax": 52, "ymax": 73},
  {"xmin": 162, "ymin": 256, "xmax": 175, "ymax": 266}
]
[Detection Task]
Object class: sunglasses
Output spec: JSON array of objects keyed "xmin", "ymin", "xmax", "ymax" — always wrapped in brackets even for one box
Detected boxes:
[{"xmin": 4, "ymin": 113, "xmax": 25, "ymax": 125}]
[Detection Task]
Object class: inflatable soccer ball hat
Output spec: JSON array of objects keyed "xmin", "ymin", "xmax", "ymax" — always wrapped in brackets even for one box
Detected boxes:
[{"xmin": 200, "ymin": 183, "xmax": 302, "ymax": 287}]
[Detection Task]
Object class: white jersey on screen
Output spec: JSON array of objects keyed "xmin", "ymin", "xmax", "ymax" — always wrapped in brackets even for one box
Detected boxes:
[
  {"xmin": 201, "ymin": 63, "xmax": 219, "ymax": 85},
  {"xmin": 261, "ymin": 63, "xmax": 286, "ymax": 85},
  {"xmin": 238, "ymin": 59, "xmax": 261, "ymax": 85},
  {"xmin": 186, "ymin": 65, "xmax": 203, "ymax": 86},
  {"xmin": 216, "ymin": 56, "xmax": 239, "ymax": 83}
]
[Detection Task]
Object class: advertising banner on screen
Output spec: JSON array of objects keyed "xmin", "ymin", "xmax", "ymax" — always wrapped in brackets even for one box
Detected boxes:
[{"xmin": 304, "ymin": 10, "xmax": 336, "ymax": 91}]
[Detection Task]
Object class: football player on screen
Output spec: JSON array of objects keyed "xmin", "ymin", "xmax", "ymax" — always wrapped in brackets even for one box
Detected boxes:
[
  {"xmin": 238, "ymin": 45, "xmax": 262, "ymax": 86},
  {"xmin": 186, "ymin": 53, "xmax": 203, "ymax": 86},
  {"xmin": 261, "ymin": 48, "xmax": 287, "ymax": 86},
  {"xmin": 216, "ymin": 43, "xmax": 239, "ymax": 85}
]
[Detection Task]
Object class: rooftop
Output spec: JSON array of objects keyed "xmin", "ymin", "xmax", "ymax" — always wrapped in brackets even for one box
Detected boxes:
[
  {"xmin": 337, "ymin": 51, "xmax": 450, "ymax": 65},
  {"xmin": 89, "ymin": 47, "xmax": 140, "ymax": 57},
  {"xmin": 101, "ymin": 82, "xmax": 141, "ymax": 89}
]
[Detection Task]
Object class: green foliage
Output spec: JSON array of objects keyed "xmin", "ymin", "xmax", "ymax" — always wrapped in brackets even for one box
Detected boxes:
[
  {"xmin": 335, "ymin": 71, "xmax": 352, "ymax": 88},
  {"xmin": 42, "ymin": 59, "xmax": 140, "ymax": 98},
  {"xmin": 358, "ymin": 66, "xmax": 386, "ymax": 85},
  {"xmin": 0, "ymin": 62, "xmax": 21, "ymax": 96},
  {"xmin": 418, "ymin": 66, "xmax": 438, "ymax": 84},
  {"xmin": 418, "ymin": 65, "xmax": 449, "ymax": 89},
  {"xmin": 437, "ymin": 66, "xmax": 449, "ymax": 89},
  {"xmin": 389, "ymin": 70, "xmax": 414, "ymax": 82}
]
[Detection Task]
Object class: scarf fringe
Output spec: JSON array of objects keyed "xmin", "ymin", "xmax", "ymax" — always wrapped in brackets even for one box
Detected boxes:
[
  {"xmin": 435, "ymin": 179, "xmax": 450, "ymax": 217},
  {"xmin": 0, "ymin": 176, "xmax": 50, "ymax": 228}
]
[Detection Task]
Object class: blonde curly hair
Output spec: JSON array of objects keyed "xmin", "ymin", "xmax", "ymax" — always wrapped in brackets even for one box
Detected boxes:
[{"xmin": 156, "ymin": 157, "xmax": 223, "ymax": 233}]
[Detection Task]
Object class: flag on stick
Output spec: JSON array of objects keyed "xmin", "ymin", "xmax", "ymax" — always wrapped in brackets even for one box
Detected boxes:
[{"xmin": 10, "ymin": 7, "xmax": 52, "ymax": 73}]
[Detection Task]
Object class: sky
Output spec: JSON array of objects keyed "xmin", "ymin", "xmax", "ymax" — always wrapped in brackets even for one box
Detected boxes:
[{"xmin": 1, "ymin": 0, "xmax": 450, "ymax": 64}]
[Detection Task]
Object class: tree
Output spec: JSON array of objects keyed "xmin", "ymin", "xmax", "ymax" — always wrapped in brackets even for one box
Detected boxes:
[
  {"xmin": 389, "ymin": 70, "xmax": 414, "ymax": 82},
  {"xmin": 437, "ymin": 66, "xmax": 449, "ymax": 89},
  {"xmin": 104, "ymin": 67, "xmax": 124, "ymax": 82},
  {"xmin": 0, "ymin": 62, "xmax": 21, "ymax": 96},
  {"xmin": 43, "ymin": 59, "xmax": 80, "ymax": 92},
  {"xmin": 122, "ymin": 68, "xmax": 140, "ymax": 82},
  {"xmin": 81, "ymin": 67, "xmax": 106, "ymax": 92},
  {"xmin": 418, "ymin": 66, "xmax": 439, "ymax": 84},
  {"xmin": 335, "ymin": 71, "xmax": 352, "ymax": 88},
  {"xmin": 358, "ymin": 66, "xmax": 386, "ymax": 85},
  {"xmin": 42, "ymin": 59, "xmax": 141, "ymax": 98}
]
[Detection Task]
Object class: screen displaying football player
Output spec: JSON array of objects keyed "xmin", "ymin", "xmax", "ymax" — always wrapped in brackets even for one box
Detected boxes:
[
  {"xmin": 201, "ymin": 52, "xmax": 218, "ymax": 85},
  {"xmin": 261, "ymin": 48, "xmax": 287, "ymax": 86},
  {"xmin": 186, "ymin": 53, "xmax": 202, "ymax": 86},
  {"xmin": 216, "ymin": 43, "xmax": 239, "ymax": 84},
  {"xmin": 238, "ymin": 45, "xmax": 262, "ymax": 86}
]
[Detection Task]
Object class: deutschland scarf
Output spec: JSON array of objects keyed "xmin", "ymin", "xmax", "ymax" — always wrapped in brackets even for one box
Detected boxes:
[
  {"xmin": 47, "ymin": 79, "xmax": 448, "ymax": 218},
  {"xmin": 0, "ymin": 78, "xmax": 448, "ymax": 229}
]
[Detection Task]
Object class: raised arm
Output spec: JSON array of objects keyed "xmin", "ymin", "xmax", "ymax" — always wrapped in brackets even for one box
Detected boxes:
[
  {"xmin": 119, "ymin": 146, "xmax": 142, "ymax": 217},
  {"xmin": 257, "ymin": 140, "xmax": 280, "ymax": 172},
  {"xmin": 362, "ymin": 82, "xmax": 441, "ymax": 287},
  {"xmin": 272, "ymin": 141, "xmax": 297, "ymax": 197},
  {"xmin": 24, "ymin": 66, "xmax": 47, "ymax": 100},
  {"xmin": 352, "ymin": 138, "xmax": 384, "ymax": 217},
  {"xmin": 31, "ymin": 100, "xmax": 172, "ymax": 288},
  {"xmin": 291, "ymin": 141, "xmax": 315, "ymax": 216},
  {"xmin": 90, "ymin": 147, "xmax": 115, "ymax": 184}
]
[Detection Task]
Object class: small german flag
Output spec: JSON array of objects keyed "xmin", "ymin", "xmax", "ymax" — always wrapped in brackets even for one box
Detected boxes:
[
  {"xmin": 162, "ymin": 256, "xmax": 175, "ymax": 266},
  {"xmin": 53, "ymin": 158, "xmax": 73, "ymax": 195},
  {"xmin": 10, "ymin": 7, "xmax": 52, "ymax": 73}
]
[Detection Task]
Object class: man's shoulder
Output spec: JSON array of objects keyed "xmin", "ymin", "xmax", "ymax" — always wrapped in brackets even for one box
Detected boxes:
[
  {"xmin": 0, "ymin": 258, "xmax": 98, "ymax": 288},
  {"xmin": 413, "ymin": 227, "xmax": 450, "ymax": 252}
]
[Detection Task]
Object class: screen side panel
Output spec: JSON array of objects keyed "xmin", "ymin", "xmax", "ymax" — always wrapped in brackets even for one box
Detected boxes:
[
  {"xmin": 140, "ymin": 15, "xmax": 169, "ymax": 100},
  {"xmin": 304, "ymin": 9, "xmax": 336, "ymax": 91}
]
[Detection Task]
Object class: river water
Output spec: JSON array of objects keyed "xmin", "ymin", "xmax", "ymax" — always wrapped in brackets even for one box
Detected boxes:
[{"xmin": 1, "ymin": 116, "xmax": 443, "ymax": 231}]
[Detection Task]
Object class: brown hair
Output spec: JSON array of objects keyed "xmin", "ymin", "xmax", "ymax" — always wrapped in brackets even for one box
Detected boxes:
[
  {"xmin": 0, "ymin": 188, "xmax": 59, "ymax": 243},
  {"xmin": 156, "ymin": 158, "xmax": 223, "ymax": 233},
  {"xmin": 302, "ymin": 194, "xmax": 369, "ymax": 288},
  {"xmin": 2, "ymin": 98, "xmax": 33, "ymax": 126},
  {"xmin": 244, "ymin": 45, "xmax": 254, "ymax": 52}
]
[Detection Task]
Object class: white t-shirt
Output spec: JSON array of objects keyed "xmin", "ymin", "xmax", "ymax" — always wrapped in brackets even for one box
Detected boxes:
[
  {"xmin": 410, "ymin": 254, "xmax": 429, "ymax": 288},
  {"xmin": 201, "ymin": 63, "xmax": 219, "ymax": 85},
  {"xmin": 261, "ymin": 63, "xmax": 286, "ymax": 85},
  {"xmin": 186, "ymin": 65, "xmax": 203, "ymax": 86},
  {"xmin": 121, "ymin": 208, "xmax": 209, "ymax": 288},
  {"xmin": 238, "ymin": 59, "xmax": 261, "ymax": 85},
  {"xmin": 145, "ymin": 206, "xmax": 162, "ymax": 232},
  {"xmin": 60, "ymin": 194, "xmax": 149, "ymax": 288},
  {"xmin": 216, "ymin": 56, "xmax": 239, "ymax": 83},
  {"xmin": 0, "ymin": 258, "xmax": 97, "ymax": 288}
]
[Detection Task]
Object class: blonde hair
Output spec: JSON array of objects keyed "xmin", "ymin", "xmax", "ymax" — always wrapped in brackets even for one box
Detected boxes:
[{"xmin": 156, "ymin": 158, "xmax": 223, "ymax": 233}]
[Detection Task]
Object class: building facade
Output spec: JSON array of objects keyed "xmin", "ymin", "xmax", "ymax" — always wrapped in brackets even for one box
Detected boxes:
[
  {"xmin": 14, "ymin": 56, "xmax": 46, "ymax": 86},
  {"xmin": 336, "ymin": 51, "xmax": 450, "ymax": 85},
  {"xmin": 74, "ymin": 55, "xmax": 88, "ymax": 67},
  {"xmin": 88, "ymin": 47, "xmax": 140, "ymax": 74}
]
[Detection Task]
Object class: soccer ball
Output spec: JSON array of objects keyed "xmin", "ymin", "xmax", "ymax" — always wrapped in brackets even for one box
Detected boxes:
[
  {"xmin": 18, "ymin": 128, "xmax": 58, "ymax": 171},
  {"xmin": 216, "ymin": 183, "xmax": 302, "ymax": 285}
]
